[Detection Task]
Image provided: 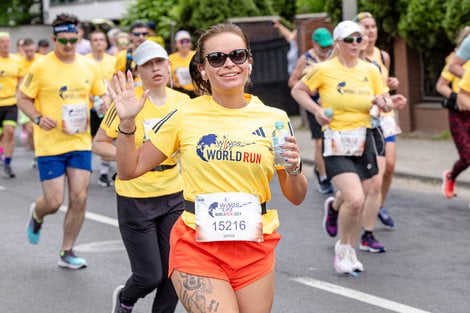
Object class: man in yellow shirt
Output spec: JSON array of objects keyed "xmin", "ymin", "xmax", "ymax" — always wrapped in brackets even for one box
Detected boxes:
[
  {"xmin": 115, "ymin": 21, "xmax": 148, "ymax": 77},
  {"xmin": 17, "ymin": 13, "xmax": 108, "ymax": 270},
  {"xmin": 86, "ymin": 30, "xmax": 117, "ymax": 187},
  {"xmin": 0, "ymin": 31, "xmax": 21, "ymax": 178},
  {"xmin": 169, "ymin": 30, "xmax": 196, "ymax": 97}
]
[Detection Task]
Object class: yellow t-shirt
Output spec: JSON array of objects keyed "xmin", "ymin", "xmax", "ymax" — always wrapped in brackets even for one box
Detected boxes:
[
  {"xmin": 20, "ymin": 52, "xmax": 106, "ymax": 156},
  {"xmin": 19, "ymin": 54, "xmax": 43, "ymax": 77},
  {"xmin": 0, "ymin": 53, "xmax": 21, "ymax": 106},
  {"xmin": 302, "ymin": 57, "xmax": 388, "ymax": 130},
  {"xmin": 147, "ymin": 94, "xmax": 291, "ymax": 234},
  {"xmin": 101, "ymin": 86, "xmax": 188, "ymax": 198},
  {"xmin": 86, "ymin": 53, "xmax": 117, "ymax": 84},
  {"xmin": 169, "ymin": 51, "xmax": 196, "ymax": 91},
  {"xmin": 459, "ymin": 68, "xmax": 470, "ymax": 92},
  {"xmin": 442, "ymin": 61, "xmax": 470, "ymax": 93},
  {"xmin": 115, "ymin": 49, "xmax": 132, "ymax": 74}
]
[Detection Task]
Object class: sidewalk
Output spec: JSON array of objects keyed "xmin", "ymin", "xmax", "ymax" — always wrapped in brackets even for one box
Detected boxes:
[{"xmin": 291, "ymin": 117, "xmax": 470, "ymax": 187}]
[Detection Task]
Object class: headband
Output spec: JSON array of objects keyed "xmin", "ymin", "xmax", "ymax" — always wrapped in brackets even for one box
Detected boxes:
[
  {"xmin": 53, "ymin": 24, "xmax": 78, "ymax": 35},
  {"xmin": 354, "ymin": 12, "xmax": 373, "ymax": 23}
]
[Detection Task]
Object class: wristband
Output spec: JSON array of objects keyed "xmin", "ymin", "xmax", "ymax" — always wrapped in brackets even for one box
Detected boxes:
[
  {"xmin": 118, "ymin": 125, "xmax": 136, "ymax": 137},
  {"xmin": 285, "ymin": 161, "xmax": 302, "ymax": 176},
  {"xmin": 34, "ymin": 115, "xmax": 42, "ymax": 125}
]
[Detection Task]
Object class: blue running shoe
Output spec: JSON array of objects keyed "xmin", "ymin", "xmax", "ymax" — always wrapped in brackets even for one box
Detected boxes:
[
  {"xmin": 359, "ymin": 232, "xmax": 386, "ymax": 253},
  {"xmin": 26, "ymin": 203, "xmax": 42, "ymax": 245},
  {"xmin": 58, "ymin": 250, "xmax": 87, "ymax": 269},
  {"xmin": 378, "ymin": 207, "xmax": 395, "ymax": 229}
]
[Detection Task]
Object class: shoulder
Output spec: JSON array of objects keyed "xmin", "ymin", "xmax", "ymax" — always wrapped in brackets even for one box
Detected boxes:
[
  {"xmin": 249, "ymin": 95, "xmax": 288, "ymax": 118},
  {"xmin": 168, "ymin": 88, "xmax": 190, "ymax": 101}
]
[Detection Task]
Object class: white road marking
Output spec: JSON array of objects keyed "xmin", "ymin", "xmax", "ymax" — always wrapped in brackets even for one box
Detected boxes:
[
  {"xmin": 0, "ymin": 185, "xmax": 6, "ymax": 191},
  {"xmin": 74, "ymin": 240, "xmax": 124, "ymax": 252},
  {"xmin": 59, "ymin": 205, "xmax": 118, "ymax": 227},
  {"xmin": 291, "ymin": 276, "xmax": 432, "ymax": 313}
]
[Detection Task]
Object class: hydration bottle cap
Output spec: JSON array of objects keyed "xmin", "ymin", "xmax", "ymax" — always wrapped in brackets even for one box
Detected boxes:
[{"xmin": 274, "ymin": 121, "xmax": 284, "ymax": 129}]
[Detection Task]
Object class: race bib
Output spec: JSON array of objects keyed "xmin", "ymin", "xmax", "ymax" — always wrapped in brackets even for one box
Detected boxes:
[
  {"xmin": 323, "ymin": 127, "xmax": 366, "ymax": 157},
  {"xmin": 143, "ymin": 118, "xmax": 161, "ymax": 141},
  {"xmin": 62, "ymin": 103, "xmax": 88, "ymax": 135},
  {"xmin": 175, "ymin": 67, "xmax": 192, "ymax": 86},
  {"xmin": 380, "ymin": 116, "xmax": 401, "ymax": 138},
  {"xmin": 195, "ymin": 192, "xmax": 263, "ymax": 242}
]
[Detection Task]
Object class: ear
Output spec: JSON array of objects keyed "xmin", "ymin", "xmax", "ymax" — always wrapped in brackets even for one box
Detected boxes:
[
  {"xmin": 168, "ymin": 65, "xmax": 171, "ymax": 73},
  {"xmin": 248, "ymin": 63, "xmax": 252, "ymax": 74}
]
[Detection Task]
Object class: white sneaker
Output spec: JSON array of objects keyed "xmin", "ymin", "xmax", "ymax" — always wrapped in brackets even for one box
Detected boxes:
[
  {"xmin": 334, "ymin": 240, "xmax": 354, "ymax": 274},
  {"xmin": 349, "ymin": 246, "xmax": 364, "ymax": 272}
]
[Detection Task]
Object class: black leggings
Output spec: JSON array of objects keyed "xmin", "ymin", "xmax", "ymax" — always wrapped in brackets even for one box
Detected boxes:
[
  {"xmin": 117, "ymin": 191, "xmax": 184, "ymax": 313},
  {"xmin": 449, "ymin": 111, "xmax": 470, "ymax": 180}
]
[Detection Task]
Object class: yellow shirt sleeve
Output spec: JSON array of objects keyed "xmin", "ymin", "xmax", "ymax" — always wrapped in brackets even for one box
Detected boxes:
[
  {"xmin": 301, "ymin": 63, "xmax": 322, "ymax": 93},
  {"xmin": 460, "ymin": 70, "xmax": 470, "ymax": 92},
  {"xmin": 147, "ymin": 107, "xmax": 181, "ymax": 158},
  {"xmin": 20, "ymin": 61, "xmax": 41, "ymax": 99},
  {"xmin": 101, "ymin": 103, "xmax": 119, "ymax": 138}
]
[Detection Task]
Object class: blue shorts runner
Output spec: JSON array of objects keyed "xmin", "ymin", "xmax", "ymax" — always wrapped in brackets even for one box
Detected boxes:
[
  {"xmin": 37, "ymin": 150, "xmax": 92, "ymax": 181},
  {"xmin": 384, "ymin": 135, "xmax": 396, "ymax": 143}
]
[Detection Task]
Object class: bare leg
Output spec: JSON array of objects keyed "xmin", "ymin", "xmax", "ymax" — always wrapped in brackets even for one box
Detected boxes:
[
  {"xmin": 381, "ymin": 142, "xmax": 396, "ymax": 206},
  {"xmin": 236, "ymin": 271, "xmax": 274, "ymax": 313},
  {"xmin": 362, "ymin": 156, "xmax": 386, "ymax": 231},
  {"xmin": 35, "ymin": 175, "xmax": 66, "ymax": 220},
  {"xmin": 61, "ymin": 168, "xmax": 90, "ymax": 251},
  {"xmin": 171, "ymin": 270, "xmax": 238, "ymax": 313}
]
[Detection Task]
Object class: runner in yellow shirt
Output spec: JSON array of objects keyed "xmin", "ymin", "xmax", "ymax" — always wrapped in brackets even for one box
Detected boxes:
[
  {"xmin": 86, "ymin": 30, "xmax": 117, "ymax": 187},
  {"xmin": 93, "ymin": 40, "xmax": 189, "ymax": 313},
  {"xmin": 169, "ymin": 30, "xmax": 197, "ymax": 98},
  {"xmin": 111, "ymin": 23, "xmax": 307, "ymax": 312},
  {"xmin": 115, "ymin": 21, "xmax": 148, "ymax": 81},
  {"xmin": 18, "ymin": 39, "xmax": 43, "ymax": 165},
  {"xmin": 0, "ymin": 31, "xmax": 21, "ymax": 178},
  {"xmin": 17, "ymin": 13, "xmax": 108, "ymax": 270},
  {"xmin": 292, "ymin": 20, "xmax": 392, "ymax": 275}
]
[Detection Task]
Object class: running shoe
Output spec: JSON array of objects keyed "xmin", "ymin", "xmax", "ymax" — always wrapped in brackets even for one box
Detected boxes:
[
  {"xmin": 359, "ymin": 232, "xmax": 386, "ymax": 253},
  {"xmin": 323, "ymin": 197, "xmax": 338, "ymax": 237},
  {"xmin": 442, "ymin": 170, "xmax": 455, "ymax": 199},
  {"xmin": 58, "ymin": 250, "xmax": 87, "ymax": 269},
  {"xmin": 98, "ymin": 174, "xmax": 112, "ymax": 187},
  {"xmin": 112, "ymin": 285, "xmax": 133, "ymax": 313},
  {"xmin": 3, "ymin": 165, "xmax": 15, "ymax": 178},
  {"xmin": 378, "ymin": 207, "xmax": 395, "ymax": 229},
  {"xmin": 333, "ymin": 240, "xmax": 354, "ymax": 274},
  {"xmin": 314, "ymin": 167, "xmax": 334, "ymax": 194},
  {"xmin": 26, "ymin": 202, "xmax": 42, "ymax": 245},
  {"xmin": 30, "ymin": 157, "xmax": 37, "ymax": 169},
  {"xmin": 349, "ymin": 246, "xmax": 364, "ymax": 272}
]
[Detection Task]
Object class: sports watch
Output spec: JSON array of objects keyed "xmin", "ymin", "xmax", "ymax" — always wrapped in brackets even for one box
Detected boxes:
[{"xmin": 34, "ymin": 115, "xmax": 42, "ymax": 125}]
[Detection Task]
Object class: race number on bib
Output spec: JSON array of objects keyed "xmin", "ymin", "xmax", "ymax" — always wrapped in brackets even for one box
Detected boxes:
[
  {"xmin": 380, "ymin": 116, "xmax": 401, "ymax": 138},
  {"xmin": 323, "ymin": 127, "xmax": 366, "ymax": 157},
  {"xmin": 62, "ymin": 103, "xmax": 88, "ymax": 135},
  {"xmin": 143, "ymin": 118, "xmax": 161, "ymax": 141},
  {"xmin": 195, "ymin": 192, "xmax": 263, "ymax": 242},
  {"xmin": 175, "ymin": 67, "xmax": 192, "ymax": 86}
]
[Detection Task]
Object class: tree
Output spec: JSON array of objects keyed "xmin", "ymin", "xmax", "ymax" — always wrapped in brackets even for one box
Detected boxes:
[
  {"xmin": 122, "ymin": 0, "xmax": 179, "ymax": 39},
  {"xmin": 324, "ymin": 0, "xmax": 342, "ymax": 25},
  {"xmin": 0, "ymin": 0, "xmax": 41, "ymax": 26},
  {"xmin": 296, "ymin": 0, "xmax": 326, "ymax": 14},
  {"xmin": 442, "ymin": 0, "xmax": 470, "ymax": 42}
]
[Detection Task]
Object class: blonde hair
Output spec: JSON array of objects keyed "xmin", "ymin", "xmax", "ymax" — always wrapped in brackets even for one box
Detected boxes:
[{"xmin": 456, "ymin": 26, "xmax": 470, "ymax": 47}]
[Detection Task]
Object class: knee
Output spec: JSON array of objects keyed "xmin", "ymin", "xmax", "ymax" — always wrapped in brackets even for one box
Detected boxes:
[
  {"xmin": 3, "ymin": 126, "xmax": 15, "ymax": 140},
  {"xmin": 69, "ymin": 191, "xmax": 88, "ymax": 208},
  {"xmin": 385, "ymin": 161, "xmax": 395, "ymax": 176},
  {"xmin": 44, "ymin": 197, "xmax": 63, "ymax": 212},
  {"xmin": 344, "ymin": 194, "xmax": 364, "ymax": 214},
  {"xmin": 135, "ymin": 271, "xmax": 162, "ymax": 290}
]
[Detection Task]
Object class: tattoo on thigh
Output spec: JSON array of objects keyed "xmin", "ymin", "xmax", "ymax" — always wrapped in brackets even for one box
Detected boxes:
[{"xmin": 176, "ymin": 273, "xmax": 220, "ymax": 313}]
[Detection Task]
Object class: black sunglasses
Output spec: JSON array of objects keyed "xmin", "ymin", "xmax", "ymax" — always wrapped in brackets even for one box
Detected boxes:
[
  {"xmin": 133, "ymin": 32, "xmax": 148, "ymax": 37},
  {"xmin": 204, "ymin": 49, "xmax": 250, "ymax": 68},
  {"xmin": 56, "ymin": 37, "xmax": 78, "ymax": 45},
  {"xmin": 343, "ymin": 36, "xmax": 363, "ymax": 44}
]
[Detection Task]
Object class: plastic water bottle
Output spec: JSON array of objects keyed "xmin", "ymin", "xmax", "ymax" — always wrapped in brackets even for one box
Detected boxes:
[
  {"xmin": 272, "ymin": 121, "xmax": 289, "ymax": 167},
  {"xmin": 369, "ymin": 105, "xmax": 379, "ymax": 118},
  {"xmin": 324, "ymin": 108, "xmax": 334, "ymax": 118},
  {"xmin": 93, "ymin": 96, "xmax": 104, "ymax": 118}
]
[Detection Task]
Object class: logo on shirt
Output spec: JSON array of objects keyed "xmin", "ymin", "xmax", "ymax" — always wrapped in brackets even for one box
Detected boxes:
[
  {"xmin": 336, "ymin": 81, "xmax": 371, "ymax": 96},
  {"xmin": 251, "ymin": 127, "xmax": 266, "ymax": 137},
  {"xmin": 337, "ymin": 82, "xmax": 346, "ymax": 94},
  {"xmin": 196, "ymin": 134, "xmax": 260, "ymax": 163},
  {"xmin": 58, "ymin": 85, "xmax": 87, "ymax": 100},
  {"xmin": 0, "ymin": 70, "xmax": 5, "ymax": 77}
]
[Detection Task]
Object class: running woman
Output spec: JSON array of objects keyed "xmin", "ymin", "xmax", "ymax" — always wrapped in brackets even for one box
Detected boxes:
[
  {"xmin": 288, "ymin": 27, "xmax": 334, "ymax": 194},
  {"xmin": 169, "ymin": 30, "xmax": 197, "ymax": 98},
  {"xmin": 112, "ymin": 23, "xmax": 307, "ymax": 312},
  {"xmin": 0, "ymin": 31, "xmax": 21, "ymax": 178},
  {"xmin": 292, "ymin": 20, "xmax": 392, "ymax": 274},
  {"xmin": 17, "ymin": 13, "xmax": 108, "ymax": 269},
  {"xmin": 93, "ymin": 40, "xmax": 188, "ymax": 313},
  {"xmin": 437, "ymin": 27, "xmax": 470, "ymax": 199}
]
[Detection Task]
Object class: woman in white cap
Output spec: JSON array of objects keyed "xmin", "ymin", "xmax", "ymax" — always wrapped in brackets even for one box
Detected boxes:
[
  {"xmin": 92, "ymin": 40, "xmax": 189, "ymax": 313},
  {"xmin": 169, "ymin": 30, "xmax": 197, "ymax": 97},
  {"xmin": 292, "ymin": 20, "xmax": 393, "ymax": 275}
]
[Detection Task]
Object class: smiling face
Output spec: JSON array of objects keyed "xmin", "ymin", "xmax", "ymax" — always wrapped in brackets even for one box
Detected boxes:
[
  {"xmin": 200, "ymin": 32, "xmax": 251, "ymax": 95},
  {"xmin": 359, "ymin": 17, "xmax": 377, "ymax": 44},
  {"xmin": 137, "ymin": 57, "xmax": 170, "ymax": 88}
]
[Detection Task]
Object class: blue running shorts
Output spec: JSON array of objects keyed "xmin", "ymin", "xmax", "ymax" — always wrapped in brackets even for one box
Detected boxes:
[{"xmin": 37, "ymin": 150, "xmax": 92, "ymax": 181}]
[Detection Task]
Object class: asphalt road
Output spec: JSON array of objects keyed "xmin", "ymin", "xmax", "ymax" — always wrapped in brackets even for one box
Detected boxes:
[{"xmin": 1, "ymin": 147, "xmax": 469, "ymax": 313}]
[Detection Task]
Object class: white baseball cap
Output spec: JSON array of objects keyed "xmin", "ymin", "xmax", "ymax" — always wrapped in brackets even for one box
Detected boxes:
[
  {"xmin": 175, "ymin": 30, "xmax": 191, "ymax": 41},
  {"xmin": 133, "ymin": 40, "xmax": 168, "ymax": 66},
  {"xmin": 333, "ymin": 20, "xmax": 364, "ymax": 40}
]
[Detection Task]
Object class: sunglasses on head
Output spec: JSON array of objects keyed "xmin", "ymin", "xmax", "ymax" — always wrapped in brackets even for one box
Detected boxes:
[
  {"xmin": 204, "ymin": 49, "xmax": 249, "ymax": 68},
  {"xmin": 343, "ymin": 36, "xmax": 363, "ymax": 44},
  {"xmin": 133, "ymin": 32, "xmax": 148, "ymax": 37},
  {"xmin": 56, "ymin": 37, "xmax": 78, "ymax": 45}
]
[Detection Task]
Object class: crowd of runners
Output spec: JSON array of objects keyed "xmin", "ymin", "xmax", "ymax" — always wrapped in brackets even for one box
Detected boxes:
[{"xmin": 1, "ymin": 9, "xmax": 469, "ymax": 313}]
